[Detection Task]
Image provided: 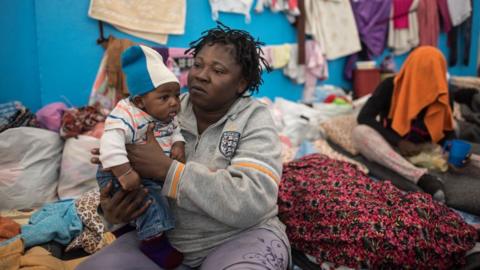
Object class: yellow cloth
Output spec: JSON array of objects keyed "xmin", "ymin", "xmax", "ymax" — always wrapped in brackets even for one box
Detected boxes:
[
  {"xmin": 407, "ymin": 144, "xmax": 448, "ymax": 172},
  {"xmin": 21, "ymin": 246, "xmax": 69, "ymax": 270},
  {"xmin": 0, "ymin": 238, "xmax": 22, "ymax": 270},
  {"xmin": 0, "ymin": 233, "xmax": 115, "ymax": 270},
  {"xmin": 389, "ymin": 46, "xmax": 454, "ymax": 143},
  {"xmin": 113, "ymin": 24, "xmax": 168, "ymax": 44},
  {"xmin": 0, "ymin": 238, "xmax": 86, "ymax": 270},
  {"xmin": 88, "ymin": 0, "xmax": 186, "ymax": 44},
  {"xmin": 271, "ymin": 44, "xmax": 291, "ymax": 69}
]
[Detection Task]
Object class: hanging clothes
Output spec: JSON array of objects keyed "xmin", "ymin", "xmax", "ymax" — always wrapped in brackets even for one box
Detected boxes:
[
  {"xmin": 88, "ymin": 36, "xmax": 135, "ymax": 110},
  {"xmin": 447, "ymin": 0, "xmax": 472, "ymax": 27},
  {"xmin": 388, "ymin": 0, "xmax": 420, "ymax": 55},
  {"xmin": 417, "ymin": 0, "xmax": 440, "ymax": 46},
  {"xmin": 393, "ymin": 0, "xmax": 413, "ymax": 29},
  {"xmin": 271, "ymin": 44, "xmax": 292, "ymax": 69},
  {"xmin": 282, "ymin": 41, "xmax": 328, "ymax": 94},
  {"xmin": 305, "ymin": 0, "xmax": 361, "ymax": 60},
  {"xmin": 344, "ymin": 0, "xmax": 391, "ymax": 79},
  {"xmin": 255, "ymin": 0, "xmax": 299, "ymax": 14},
  {"xmin": 88, "ymin": 0, "xmax": 186, "ymax": 44},
  {"xmin": 437, "ymin": 0, "xmax": 453, "ymax": 33},
  {"xmin": 283, "ymin": 45, "xmax": 305, "ymax": 84},
  {"xmin": 446, "ymin": 0, "xmax": 472, "ymax": 67},
  {"xmin": 152, "ymin": 47, "xmax": 169, "ymax": 65},
  {"xmin": 167, "ymin": 48, "xmax": 193, "ymax": 88},
  {"xmin": 303, "ymin": 40, "xmax": 328, "ymax": 100},
  {"xmin": 209, "ymin": 0, "xmax": 254, "ymax": 23},
  {"xmin": 448, "ymin": 2, "xmax": 473, "ymax": 67},
  {"xmin": 255, "ymin": 0, "xmax": 300, "ymax": 22}
]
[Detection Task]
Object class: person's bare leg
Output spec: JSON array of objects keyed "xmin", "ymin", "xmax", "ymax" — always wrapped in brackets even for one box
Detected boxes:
[{"xmin": 352, "ymin": 125, "xmax": 445, "ymax": 202}]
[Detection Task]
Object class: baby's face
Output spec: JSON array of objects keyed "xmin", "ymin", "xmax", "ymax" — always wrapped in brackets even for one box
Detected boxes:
[{"xmin": 142, "ymin": 82, "xmax": 181, "ymax": 122}]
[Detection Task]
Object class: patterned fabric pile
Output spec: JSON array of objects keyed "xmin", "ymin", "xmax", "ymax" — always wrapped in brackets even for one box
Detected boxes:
[
  {"xmin": 60, "ymin": 105, "xmax": 106, "ymax": 139},
  {"xmin": 0, "ymin": 101, "xmax": 38, "ymax": 133},
  {"xmin": 279, "ymin": 154, "xmax": 477, "ymax": 269}
]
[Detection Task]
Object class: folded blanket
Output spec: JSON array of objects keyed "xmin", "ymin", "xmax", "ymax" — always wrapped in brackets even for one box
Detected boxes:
[{"xmin": 88, "ymin": 0, "xmax": 186, "ymax": 44}]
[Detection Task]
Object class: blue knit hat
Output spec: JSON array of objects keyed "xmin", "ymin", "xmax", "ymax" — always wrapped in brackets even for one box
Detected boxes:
[{"xmin": 121, "ymin": 45, "xmax": 179, "ymax": 97}]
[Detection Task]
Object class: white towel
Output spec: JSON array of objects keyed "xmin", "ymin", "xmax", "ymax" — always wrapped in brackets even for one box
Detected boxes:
[{"xmin": 447, "ymin": 0, "xmax": 472, "ymax": 27}]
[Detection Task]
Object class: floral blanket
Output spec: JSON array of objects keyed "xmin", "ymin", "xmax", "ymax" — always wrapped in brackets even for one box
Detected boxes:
[{"xmin": 279, "ymin": 154, "xmax": 477, "ymax": 270}]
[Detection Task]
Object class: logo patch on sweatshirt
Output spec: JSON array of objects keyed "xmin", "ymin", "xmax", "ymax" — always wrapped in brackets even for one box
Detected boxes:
[{"xmin": 219, "ymin": 131, "xmax": 240, "ymax": 158}]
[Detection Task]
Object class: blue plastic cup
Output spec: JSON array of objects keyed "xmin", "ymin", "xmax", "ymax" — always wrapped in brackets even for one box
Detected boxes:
[{"xmin": 444, "ymin": 139, "xmax": 472, "ymax": 167}]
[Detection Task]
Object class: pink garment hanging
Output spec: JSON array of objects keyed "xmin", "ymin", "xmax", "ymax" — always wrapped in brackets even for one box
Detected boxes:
[
  {"xmin": 262, "ymin": 46, "xmax": 275, "ymax": 68},
  {"xmin": 305, "ymin": 40, "xmax": 327, "ymax": 86},
  {"xmin": 437, "ymin": 0, "xmax": 453, "ymax": 32},
  {"xmin": 167, "ymin": 48, "xmax": 191, "ymax": 65},
  {"xmin": 288, "ymin": 0, "xmax": 298, "ymax": 11},
  {"xmin": 303, "ymin": 40, "xmax": 328, "ymax": 101},
  {"xmin": 417, "ymin": 0, "xmax": 440, "ymax": 46},
  {"xmin": 167, "ymin": 48, "xmax": 193, "ymax": 88},
  {"xmin": 393, "ymin": 0, "xmax": 413, "ymax": 29}
]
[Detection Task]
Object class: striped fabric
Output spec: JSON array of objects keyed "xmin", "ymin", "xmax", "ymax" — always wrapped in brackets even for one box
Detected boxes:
[{"xmin": 104, "ymin": 98, "xmax": 184, "ymax": 151}]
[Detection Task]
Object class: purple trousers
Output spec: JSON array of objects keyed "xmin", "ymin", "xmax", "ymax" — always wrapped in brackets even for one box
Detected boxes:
[{"xmin": 76, "ymin": 228, "xmax": 290, "ymax": 270}]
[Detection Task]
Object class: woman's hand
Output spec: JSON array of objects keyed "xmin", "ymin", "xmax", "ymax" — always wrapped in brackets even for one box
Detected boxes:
[
  {"xmin": 126, "ymin": 124, "xmax": 173, "ymax": 181},
  {"xmin": 99, "ymin": 181, "xmax": 151, "ymax": 224},
  {"xmin": 90, "ymin": 148, "xmax": 101, "ymax": 165},
  {"xmin": 397, "ymin": 140, "xmax": 421, "ymax": 157}
]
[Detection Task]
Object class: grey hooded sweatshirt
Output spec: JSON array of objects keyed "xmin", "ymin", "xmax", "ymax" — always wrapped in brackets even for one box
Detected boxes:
[{"xmin": 162, "ymin": 94, "xmax": 289, "ymax": 266}]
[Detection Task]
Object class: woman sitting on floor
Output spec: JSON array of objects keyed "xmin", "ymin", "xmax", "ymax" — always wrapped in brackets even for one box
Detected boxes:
[{"xmin": 353, "ymin": 46, "xmax": 454, "ymax": 202}]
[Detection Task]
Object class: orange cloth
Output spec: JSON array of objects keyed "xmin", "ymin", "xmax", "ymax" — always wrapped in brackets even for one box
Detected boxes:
[
  {"xmin": 388, "ymin": 46, "xmax": 453, "ymax": 143},
  {"xmin": 0, "ymin": 237, "xmax": 86, "ymax": 270},
  {"xmin": 0, "ymin": 216, "xmax": 21, "ymax": 242}
]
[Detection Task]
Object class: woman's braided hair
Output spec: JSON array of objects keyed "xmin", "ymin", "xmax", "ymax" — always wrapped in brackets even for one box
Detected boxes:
[{"xmin": 186, "ymin": 22, "xmax": 272, "ymax": 96}]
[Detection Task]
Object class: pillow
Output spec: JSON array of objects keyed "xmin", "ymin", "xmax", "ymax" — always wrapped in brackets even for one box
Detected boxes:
[
  {"xmin": 0, "ymin": 127, "xmax": 63, "ymax": 210},
  {"xmin": 320, "ymin": 114, "xmax": 359, "ymax": 155}
]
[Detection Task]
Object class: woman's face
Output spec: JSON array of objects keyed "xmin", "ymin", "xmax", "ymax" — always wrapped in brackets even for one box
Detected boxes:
[{"xmin": 187, "ymin": 43, "xmax": 247, "ymax": 112}]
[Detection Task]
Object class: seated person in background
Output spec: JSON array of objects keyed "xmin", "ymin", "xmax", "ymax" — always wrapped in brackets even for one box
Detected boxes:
[
  {"xmin": 353, "ymin": 46, "xmax": 454, "ymax": 203},
  {"xmin": 78, "ymin": 23, "xmax": 290, "ymax": 270},
  {"xmin": 451, "ymin": 86, "xmax": 480, "ymax": 144},
  {"xmin": 97, "ymin": 45, "xmax": 185, "ymax": 269}
]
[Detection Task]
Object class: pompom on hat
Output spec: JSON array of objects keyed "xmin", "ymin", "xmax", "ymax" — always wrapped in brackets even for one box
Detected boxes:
[{"xmin": 121, "ymin": 45, "xmax": 179, "ymax": 97}]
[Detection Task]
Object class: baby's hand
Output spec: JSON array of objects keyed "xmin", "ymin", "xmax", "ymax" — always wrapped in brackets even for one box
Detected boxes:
[
  {"xmin": 171, "ymin": 142, "xmax": 186, "ymax": 163},
  {"xmin": 118, "ymin": 169, "xmax": 141, "ymax": 191}
]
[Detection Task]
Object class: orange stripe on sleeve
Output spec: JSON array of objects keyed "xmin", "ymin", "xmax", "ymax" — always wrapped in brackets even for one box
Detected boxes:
[
  {"xmin": 232, "ymin": 162, "xmax": 280, "ymax": 185},
  {"xmin": 168, "ymin": 163, "xmax": 185, "ymax": 198}
]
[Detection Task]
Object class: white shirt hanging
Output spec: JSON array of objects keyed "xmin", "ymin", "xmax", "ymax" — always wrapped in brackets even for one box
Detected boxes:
[{"xmin": 209, "ymin": 0, "xmax": 254, "ymax": 23}]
